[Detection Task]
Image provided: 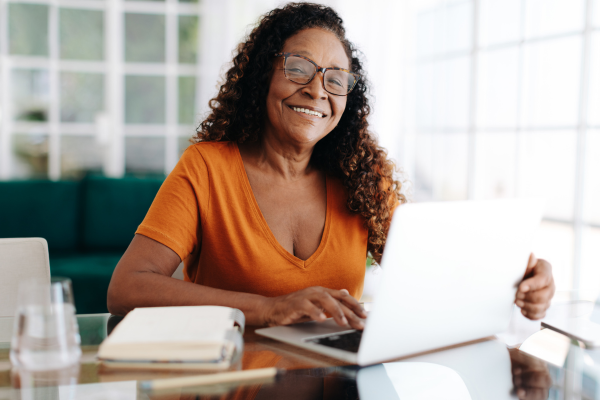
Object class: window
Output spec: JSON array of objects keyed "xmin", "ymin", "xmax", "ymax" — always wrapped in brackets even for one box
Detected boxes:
[
  {"xmin": 0, "ymin": 0, "xmax": 201, "ymax": 180},
  {"xmin": 406, "ymin": 0, "xmax": 599, "ymax": 297}
]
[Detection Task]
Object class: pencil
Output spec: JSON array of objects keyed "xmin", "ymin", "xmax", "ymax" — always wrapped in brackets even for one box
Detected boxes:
[{"xmin": 138, "ymin": 367, "xmax": 279, "ymax": 391}]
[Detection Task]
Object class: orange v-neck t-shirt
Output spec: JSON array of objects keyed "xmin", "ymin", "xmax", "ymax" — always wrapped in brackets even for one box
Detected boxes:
[{"xmin": 136, "ymin": 141, "xmax": 368, "ymax": 299}]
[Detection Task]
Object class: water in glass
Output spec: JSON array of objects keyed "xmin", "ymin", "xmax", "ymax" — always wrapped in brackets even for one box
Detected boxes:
[{"xmin": 10, "ymin": 277, "xmax": 81, "ymax": 370}]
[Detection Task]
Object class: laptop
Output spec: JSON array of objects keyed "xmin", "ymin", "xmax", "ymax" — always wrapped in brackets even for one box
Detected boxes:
[{"xmin": 256, "ymin": 198, "xmax": 544, "ymax": 365}]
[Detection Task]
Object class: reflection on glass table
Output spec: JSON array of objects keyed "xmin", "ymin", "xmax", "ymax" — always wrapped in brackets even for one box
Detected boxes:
[
  {"xmin": 0, "ymin": 310, "xmax": 599, "ymax": 399},
  {"xmin": 519, "ymin": 296, "xmax": 600, "ymax": 400}
]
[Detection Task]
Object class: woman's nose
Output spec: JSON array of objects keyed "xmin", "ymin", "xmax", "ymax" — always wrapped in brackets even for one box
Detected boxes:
[{"xmin": 301, "ymin": 72, "xmax": 328, "ymax": 100}]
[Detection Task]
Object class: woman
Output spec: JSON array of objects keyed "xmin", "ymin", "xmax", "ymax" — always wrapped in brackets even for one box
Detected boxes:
[{"xmin": 107, "ymin": 3, "xmax": 554, "ymax": 327}]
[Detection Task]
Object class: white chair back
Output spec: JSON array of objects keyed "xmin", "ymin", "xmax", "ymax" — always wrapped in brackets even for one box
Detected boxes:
[{"xmin": 0, "ymin": 238, "xmax": 51, "ymax": 317}]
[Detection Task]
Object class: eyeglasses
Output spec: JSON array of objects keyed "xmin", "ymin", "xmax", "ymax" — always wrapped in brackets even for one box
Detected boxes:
[{"xmin": 274, "ymin": 53, "xmax": 360, "ymax": 96}]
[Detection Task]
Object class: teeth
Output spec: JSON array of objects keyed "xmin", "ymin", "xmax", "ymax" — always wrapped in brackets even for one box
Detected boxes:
[{"xmin": 293, "ymin": 107, "xmax": 323, "ymax": 118}]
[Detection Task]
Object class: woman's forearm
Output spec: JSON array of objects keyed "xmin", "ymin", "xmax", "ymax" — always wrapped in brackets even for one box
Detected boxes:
[
  {"xmin": 107, "ymin": 234, "xmax": 270, "ymax": 325},
  {"xmin": 107, "ymin": 270, "xmax": 269, "ymax": 324}
]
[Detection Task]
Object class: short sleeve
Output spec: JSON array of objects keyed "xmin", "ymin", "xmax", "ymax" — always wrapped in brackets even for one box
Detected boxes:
[{"xmin": 136, "ymin": 145, "xmax": 209, "ymax": 260}]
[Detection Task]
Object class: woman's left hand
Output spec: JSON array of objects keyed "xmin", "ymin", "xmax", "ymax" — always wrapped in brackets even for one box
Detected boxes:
[
  {"xmin": 509, "ymin": 348, "xmax": 552, "ymax": 400},
  {"xmin": 515, "ymin": 254, "xmax": 555, "ymax": 320}
]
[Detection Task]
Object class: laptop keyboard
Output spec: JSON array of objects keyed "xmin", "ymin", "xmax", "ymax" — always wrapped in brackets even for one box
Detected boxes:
[{"xmin": 306, "ymin": 330, "xmax": 363, "ymax": 353}]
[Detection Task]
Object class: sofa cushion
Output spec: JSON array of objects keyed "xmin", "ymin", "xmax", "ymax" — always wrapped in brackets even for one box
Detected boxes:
[
  {"xmin": 0, "ymin": 180, "xmax": 81, "ymax": 251},
  {"xmin": 50, "ymin": 253, "xmax": 122, "ymax": 314},
  {"xmin": 82, "ymin": 175, "xmax": 164, "ymax": 251}
]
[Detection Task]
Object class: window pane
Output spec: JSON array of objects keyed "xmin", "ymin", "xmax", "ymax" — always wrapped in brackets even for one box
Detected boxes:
[
  {"xmin": 583, "ymin": 130, "xmax": 600, "ymax": 225},
  {"xmin": 125, "ymin": 13, "xmax": 165, "ymax": 63},
  {"xmin": 61, "ymin": 136, "xmax": 103, "ymax": 178},
  {"xmin": 125, "ymin": 75, "xmax": 165, "ymax": 124},
  {"xmin": 474, "ymin": 131, "xmax": 517, "ymax": 199},
  {"xmin": 517, "ymin": 131, "xmax": 576, "ymax": 221},
  {"xmin": 125, "ymin": 137, "xmax": 165, "ymax": 173},
  {"xmin": 432, "ymin": 132, "xmax": 469, "ymax": 201},
  {"xmin": 581, "ymin": 227, "xmax": 600, "ymax": 300},
  {"xmin": 532, "ymin": 221, "xmax": 573, "ymax": 291},
  {"xmin": 178, "ymin": 136, "xmax": 193, "ymax": 156},
  {"xmin": 60, "ymin": 72, "xmax": 104, "ymax": 123},
  {"xmin": 444, "ymin": 1, "xmax": 472, "ymax": 54},
  {"xmin": 60, "ymin": 8, "xmax": 104, "ymax": 61},
  {"xmin": 414, "ymin": 132, "xmax": 434, "ymax": 201},
  {"xmin": 525, "ymin": 0, "xmax": 585, "ymax": 39},
  {"xmin": 178, "ymin": 16, "xmax": 198, "ymax": 64},
  {"xmin": 430, "ymin": 6, "xmax": 446, "ymax": 56},
  {"xmin": 416, "ymin": 63, "xmax": 434, "ymax": 128},
  {"xmin": 439, "ymin": 56, "xmax": 470, "ymax": 129},
  {"xmin": 479, "ymin": 0, "xmax": 521, "ymax": 47},
  {"xmin": 477, "ymin": 47, "xmax": 519, "ymax": 128},
  {"xmin": 522, "ymin": 36, "xmax": 581, "ymax": 127},
  {"xmin": 12, "ymin": 133, "xmax": 49, "ymax": 179},
  {"xmin": 431, "ymin": 61, "xmax": 445, "ymax": 129},
  {"xmin": 9, "ymin": 4, "xmax": 48, "ymax": 56},
  {"xmin": 417, "ymin": 10, "xmax": 436, "ymax": 58},
  {"xmin": 12, "ymin": 69, "xmax": 49, "ymax": 122},
  {"xmin": 589, "ymin": 32, "xmax": 600, "ymax": 127},
  {"xmin": 178, "ymin": 76, "xmax": 196, "ymax": 124}
]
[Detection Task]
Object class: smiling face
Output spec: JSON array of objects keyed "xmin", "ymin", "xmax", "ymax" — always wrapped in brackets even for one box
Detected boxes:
[{"xmin": 264, "ymin": 28, "xmax": 350, "ymax": 149}]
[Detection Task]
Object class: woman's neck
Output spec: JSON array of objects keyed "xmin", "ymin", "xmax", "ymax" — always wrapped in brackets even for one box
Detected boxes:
[{"xmin": 238, "ymin": 134, "xmax": 317, "ymax": 182}]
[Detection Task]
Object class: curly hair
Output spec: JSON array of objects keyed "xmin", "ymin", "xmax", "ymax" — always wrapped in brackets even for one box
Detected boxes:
[{"xmin": 194, "ymin": 2, "xmax": 406, "ymax": 263}]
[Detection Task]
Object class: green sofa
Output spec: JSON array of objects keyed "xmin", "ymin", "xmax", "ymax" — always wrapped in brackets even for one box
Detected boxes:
[{"xmin": 0, "ymin": 175, "xmax": 164, "ymax": 314}]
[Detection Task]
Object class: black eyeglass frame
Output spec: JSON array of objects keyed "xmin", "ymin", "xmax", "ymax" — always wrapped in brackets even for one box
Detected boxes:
[{"xmin": 274, "ymin": 52, "xmax": 361, "ymax": 96}]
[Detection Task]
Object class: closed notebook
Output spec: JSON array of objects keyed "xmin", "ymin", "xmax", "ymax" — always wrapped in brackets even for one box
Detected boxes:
[{"xmin": 98, "ymin": 306, "xmax": 245, "ymax": 370}]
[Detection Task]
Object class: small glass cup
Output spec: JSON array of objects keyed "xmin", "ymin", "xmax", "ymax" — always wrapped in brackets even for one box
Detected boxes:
[
  {"xmin": 11, "ymin": 363, "xmax": 79, "ymax": 398},
  {"xmin": 10, "ymin": 277, "xmax": 81, "ymax": 370}
]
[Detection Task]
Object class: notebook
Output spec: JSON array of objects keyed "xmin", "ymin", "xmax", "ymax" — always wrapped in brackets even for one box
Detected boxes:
[{"xmin": 98, "ymin": 306, "xmax": 245, "ymax": 370}]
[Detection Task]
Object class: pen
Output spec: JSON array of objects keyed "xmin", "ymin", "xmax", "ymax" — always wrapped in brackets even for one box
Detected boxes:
[{"xmin": 137, "ymin": 367, "xmax": 279, "ymax": 391}]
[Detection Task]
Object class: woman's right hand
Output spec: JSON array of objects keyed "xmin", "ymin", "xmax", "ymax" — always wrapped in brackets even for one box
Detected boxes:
[{"xmin": 260, "ymin": 287, "xmax": 367, "ymax": 329}]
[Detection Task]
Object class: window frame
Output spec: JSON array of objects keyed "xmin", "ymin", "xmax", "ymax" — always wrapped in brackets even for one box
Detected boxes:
[
  {"xmin": 407, "ymin": 0, "xmax": 598, "ymax": 293},
  {"xmin": 0, "ymin": 0, "xmax": 202, "ymax": 179}
]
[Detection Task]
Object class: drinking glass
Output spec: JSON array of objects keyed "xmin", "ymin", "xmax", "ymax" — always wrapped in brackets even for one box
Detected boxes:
[
  {"xmin": 11, "ymin": 364, "xmax": 79, "ymax": 400},
  {"xmin": 10, "ymin": 277, "xmax": 81, "ymax": 370}
]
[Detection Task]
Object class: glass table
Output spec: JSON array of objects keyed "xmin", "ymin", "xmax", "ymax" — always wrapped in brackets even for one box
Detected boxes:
[{"xmin": 0, "ymin": 310, "xmax": 598, "ymax": 399}]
